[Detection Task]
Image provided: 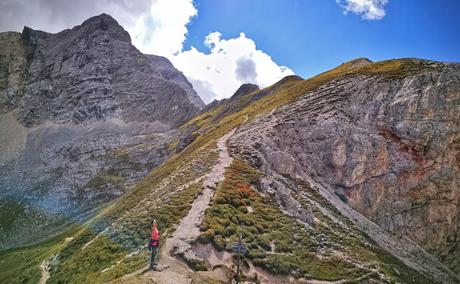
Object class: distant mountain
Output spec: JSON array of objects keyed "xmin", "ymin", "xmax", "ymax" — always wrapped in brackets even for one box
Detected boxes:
[{"xmin": 0, "ymin": 14, "xmax": 204, "ymax": 249}]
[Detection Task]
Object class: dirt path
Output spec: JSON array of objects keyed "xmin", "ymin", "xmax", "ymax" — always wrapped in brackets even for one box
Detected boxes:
[
  {"xmin": 171, "ymin": 128, "xmax": 235, "ymax": 244},
  {"xmin": 122, "ymin": 129, "xmax": 236, "ymax": 284},
  {"xmin": 39, "ymin": 260, "xmax": 50, "ymax": 284}
]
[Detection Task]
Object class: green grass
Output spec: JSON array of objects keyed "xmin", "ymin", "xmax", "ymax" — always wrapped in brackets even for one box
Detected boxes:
[
  {"xmin": 0, "ymin": 228, "xmax": 79, "ymax": 284},
  {"xmin": 191, "ymin": 274, "xmax": 227, "ymax": 284},
  {"xmin": 0, "ymin": 199, "xmax": 29, "ymax": 233},
  {"xmin": 48, "ymin": 181, "xmax": 204, "ymax": 283},
  {"xmin": 49, "ymin": 235, "xmax": 126, "ymax": 283},
  {"xmin": 40, "ymin": 95, "xmax": 248, "ymax": 282},
  {"xmin": 0, "ymin": 199, "xmax": 77, "ymax": 254},
  {"xmin": 107, "ymin": 58, "xmax": 440, "ymax": 281},
  {"xmin": 42, "ymin": 111, "xmax": 227, "ymax": 282}
]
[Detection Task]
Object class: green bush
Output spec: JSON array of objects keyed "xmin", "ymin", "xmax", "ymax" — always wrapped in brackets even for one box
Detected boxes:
[
  {"xmin": 185, "ymin": 258, "xmax": 208, "ymax": 271},
  {"xmin": 198, "ymin": 229, "xmax": 215, "ymax": 243},
  {"xmin": 253, "ymin": 255, "xmax": 298, "ymax": 275}
]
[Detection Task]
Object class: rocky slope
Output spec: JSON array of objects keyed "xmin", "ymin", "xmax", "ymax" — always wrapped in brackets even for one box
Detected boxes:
[
  {"xmin": 229, "ymin": 59, "xmax": 460, "ymax": 276},
  {"xmin": 0, "ymin": 14, "xmax": 204, "ymax": 249}
]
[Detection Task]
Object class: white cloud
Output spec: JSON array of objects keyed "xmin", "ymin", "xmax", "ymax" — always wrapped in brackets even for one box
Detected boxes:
[
  {"xmin": 128, "ymin": 1, "xmax": 294, "ymax": 103},
  {"xmin": 337, "ymin": 0, "xmax": 388, "ymax": 20},
  {"xmin": 171, "ymin": 32, "xmax": 294, "ymax": 103},
  {"xmin": 0, "ymin": 0, "xmax": 294, "ymax": 103},
  {"xmin": 129, "ymin": 0, "xmax": 197, "ymax": 56}
]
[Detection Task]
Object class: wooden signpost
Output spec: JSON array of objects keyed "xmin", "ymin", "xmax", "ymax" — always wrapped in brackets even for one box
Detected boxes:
[{"xmin": 232, "ymin": 234, "xmax": 247, "ymax": 284}]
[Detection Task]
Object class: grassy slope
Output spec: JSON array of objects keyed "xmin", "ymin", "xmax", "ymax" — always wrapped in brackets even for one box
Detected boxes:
[
  {"xmin": 0, "ymin": 58, "xmax": 440, "ymax": 283},
  {"xmin": 0, "ymin": 228, "xmax": 79, "ymax": 284},
  {"xmin": 198, "ymin": 159, "xmax": 433, "ymax": 283},
  {"xmin": 49, "ymin": 182, "xmax": 204, "ymax": 283},
  {"xmin": 46, "ymin": 144, "xmax": 216, "ymax": 284}
]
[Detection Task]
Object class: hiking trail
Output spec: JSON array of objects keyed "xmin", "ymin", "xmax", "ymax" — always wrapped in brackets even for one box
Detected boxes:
[
  {"xmin": 39, "ymin": 260, "xmax": 50, "ymax": 284},
  {"xmin": 121, "ymin": 129, "xmax": 236, "ymax": 284}
]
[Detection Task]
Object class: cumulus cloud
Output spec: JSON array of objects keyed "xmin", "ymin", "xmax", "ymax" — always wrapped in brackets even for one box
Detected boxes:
[
  {"xmin": 129, "ymin": 0, "xmax": 197, "ymax": 55},
  {"xmin": 0, "ymin": 0, "xmax": 294, "ymax": 103},
  {"xmin": 337, "ymin": 0, "xmax": 388, "ymax": 20},
  {"xmin": 235, "ymin": 57, "xmax": 258, "ymax": 83},
  {"xmin": 171, "ymin": 32, "xmax": 294, "ymax": 102},
  {"xmin": 188, "ymin": 78, "xmax": 218, "ymax": 104}
]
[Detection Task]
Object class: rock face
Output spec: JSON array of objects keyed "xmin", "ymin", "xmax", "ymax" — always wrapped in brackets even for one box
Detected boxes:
[
  {"xmin": 12, "ymin": 14, "xmax": 203, "ymax": 127},
  {"xmin": 0, "ymin": 32, "xmax": 28, "ymax": 113},
  {"xmin": 145, "ymin": 54, "xmax": 204, "ymax": 109},
  {"xmin": 0, "ymin": 14, "xmax": 204, "ymax": 249},
  {"xmin": 230, "ymin": 59, "xmax": 460, "ymax": 275}
]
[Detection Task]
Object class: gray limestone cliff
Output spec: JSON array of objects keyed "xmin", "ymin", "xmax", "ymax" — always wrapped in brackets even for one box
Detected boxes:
[{"xmin": 0, "ymin": 14, "xmax": 204, "ymax": 249}]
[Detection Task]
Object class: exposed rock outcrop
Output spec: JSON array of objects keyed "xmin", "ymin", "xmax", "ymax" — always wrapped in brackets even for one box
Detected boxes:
[
  {"xmin": 0, "ymin": 32, "xmax": 28, "ymax": 113},
  {"xmin": 1, "ymin": 13, "xmax": 459, "ymax": 282},
  {"xmin": 230, "ymin": 59, "xmax": 460, "ymax": 276},
  {"xmin": 340, "ymin": 57, "xmax": 373, "ymax": 70}
]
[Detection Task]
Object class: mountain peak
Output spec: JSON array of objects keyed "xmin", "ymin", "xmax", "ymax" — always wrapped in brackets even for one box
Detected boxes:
[
  {"xmin": 342, "ymin": 57, "xmax": 373, "ymax": 70},
  {"xmin": 231, "ymin": 83, "xmax": 259, "ymax": 99},
  {"xmin": 79, "ymin": 13, "xmax": 131, "ymax": 42},
  {"xmin": 20, "ymin": 13, "xmax": 131, "ymax": 44},
  {"xmin": 81, "ymin": 13, "xmax": 119, "ymax": 27}
]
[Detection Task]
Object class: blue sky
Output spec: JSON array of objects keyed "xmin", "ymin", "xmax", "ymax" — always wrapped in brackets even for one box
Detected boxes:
[
  {"xmin": 184, "ymin": 0, "xmax": 460, "ymax": 79},
  {"xmin": 1, "ymin": 0, "xmax": 459, "ymax": 102}
]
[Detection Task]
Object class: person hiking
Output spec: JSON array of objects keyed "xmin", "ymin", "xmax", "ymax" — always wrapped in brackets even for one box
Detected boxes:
[{"xmin": 148, "ymin": 219, "xmax": 160, "ymax": 270}]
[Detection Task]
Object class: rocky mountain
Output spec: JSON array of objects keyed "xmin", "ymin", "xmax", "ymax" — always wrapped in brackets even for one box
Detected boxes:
[
  {"xmin": 229, "ymin": 58, "xmax": 460, "ymax": 278},
  {"xmin": 0, "ymin": 14, "xmax": 459, "ymax": 284},
  {"xmin": 0, "ymin": 14, "xmax": 204, "ymax": 249}
]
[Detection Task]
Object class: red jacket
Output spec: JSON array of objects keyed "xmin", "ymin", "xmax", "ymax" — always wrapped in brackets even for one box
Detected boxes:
[{"xmin": 151, "ymin": 224, "xmax": 160, "ymax": 240}]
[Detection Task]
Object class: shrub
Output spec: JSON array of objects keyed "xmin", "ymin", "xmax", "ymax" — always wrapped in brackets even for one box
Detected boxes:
[{"xmin": 198, "ymin": 229, "xmax": 215, "ymax": 244}]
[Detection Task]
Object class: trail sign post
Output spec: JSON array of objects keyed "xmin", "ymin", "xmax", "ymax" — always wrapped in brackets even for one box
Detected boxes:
[
  {"xmin": 232, "ymin": 234, "xmax": 246, "ymax": 284},
  {"xmin": 232, "ymin": 243, "xmax": 247, "ymax": 254}
]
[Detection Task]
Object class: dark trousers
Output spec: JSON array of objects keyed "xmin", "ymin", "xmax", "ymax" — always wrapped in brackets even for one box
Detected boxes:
[{"xmin": 150, "ymin": 246, "xmax": 158, "ymax": 268}]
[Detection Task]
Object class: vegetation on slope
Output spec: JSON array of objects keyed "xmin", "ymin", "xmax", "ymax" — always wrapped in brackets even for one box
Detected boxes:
[
  {"xmin": 199, "ymin": 159, "xmax": 434, "ymax": 283},
  {"xmin": 48, "ymin": 182, "xmax": 203, "ymax": 283},
  {"xmin": 0, "ymin": 228, "xmax": 79, "ymax": 284},
  {"xmin": 41, "ymin": 105, "xmax": 246, "ymax": 282}
]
